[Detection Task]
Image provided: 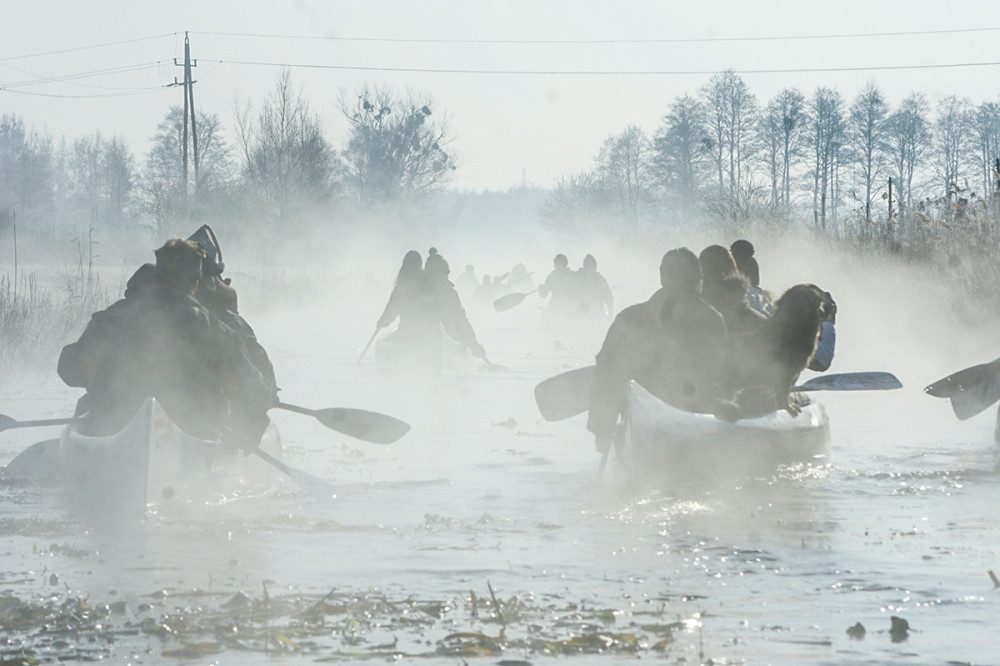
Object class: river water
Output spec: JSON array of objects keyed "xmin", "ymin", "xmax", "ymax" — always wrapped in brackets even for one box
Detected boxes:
[{"xmin": 1, "ymin": 259, "xmax": 999, "ymax": 665}]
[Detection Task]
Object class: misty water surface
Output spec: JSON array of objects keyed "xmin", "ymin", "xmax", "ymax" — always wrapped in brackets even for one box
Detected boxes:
[{"xmin": 1, "ymin": 237, "xmax": 998, "ymax": 664}]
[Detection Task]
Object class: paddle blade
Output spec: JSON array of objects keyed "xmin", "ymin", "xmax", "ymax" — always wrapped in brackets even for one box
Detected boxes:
[
  {"xmin": 793, "ymin": 371, "xmax": 902, "ymax": 392},
  {"xmin": 925, "ymin": 360, "xmax": 1000, "ymax": 398},
  {"xmin": 493, "ymin": 291, "xmax": 528, "ymax": 312},
  {"xmin": 312, "ymin": 408, "xmax": 410, "ymax": 444},
  {"xmin": 254, "ymin": 449, "xmax": 337, "ymax": 500},
  {"xmin": 949, "ymin": 373, "xmax": 1000, "ymax": 420},
  {"xmin": 535, "ymin": 365, "xmax": 594, "ymax": 421},
  {"xmin": 0, "ymin": 415, "xmax": 17, "ymax": 433}
]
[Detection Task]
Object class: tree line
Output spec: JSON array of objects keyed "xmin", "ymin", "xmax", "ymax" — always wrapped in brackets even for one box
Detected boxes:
[
  {"xmin": 543, "ymin": 70, "xmax": 1000, "ymax": 253},
  {"xmin": 0, "ymin": 71, "xmax": 457, "ymax": 243}
]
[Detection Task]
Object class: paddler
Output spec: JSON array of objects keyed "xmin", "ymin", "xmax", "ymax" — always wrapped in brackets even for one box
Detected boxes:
[
  {"xmin": 587, "ymin": 248, "xmax": 728, "ymax": 456},
  {"xmin": 58, "ymin": 239, "xmax": 274, "ymax": 449}
]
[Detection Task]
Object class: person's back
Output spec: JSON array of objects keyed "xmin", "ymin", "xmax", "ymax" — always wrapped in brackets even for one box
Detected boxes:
[
  {"xmin": 587, "ymin": 248, "xmax": 726, "ymax": 454},
  {"xmin": 423, "ymin": 252, "xmax": 486, "ymax": 358},
  {"xmin": 60, "ymin": 285, "xmax": 225, "ymax": 437},
  {"xmin": 378, "ymin": 250, "xmax": 430, "ymax": 339},
  {"xmin": 58, "ymin": 239, "xmax": 273, "ymax": 446},
  {"xmin": 538, "ymin": 254, "xmax": 575, "ymax": 314},
  {"xmin": 698, "ymin": 244, "xmax": 739, "ymax": 314},
  {"xmin": 576, "ymin": 254, "xmax": 613, "ymax": 319}
]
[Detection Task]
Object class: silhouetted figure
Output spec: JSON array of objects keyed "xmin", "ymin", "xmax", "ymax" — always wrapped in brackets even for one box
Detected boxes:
[
  {"xmin": 538, "ymin": 254, "xmax": 575, "ymax": 316},
  {"xmin": 124, "ymin": 225, "xmax": 278, "ymax": 399},
  {"xmin": 587, "ymin": 248, "xmax": 727, "ymax": 455},
  {"xmin": 575, "ymin": 253, "xmax": 614, "ymax": 320},
  {"xmin": 59, "ymin": 239, "xmax": 274, "ymax": 449},
  {"xmin": 698, "ymin": 244, "xmax": 739, "ymax": 314},
  {"xmin": 730, "ymin": 239, "xmax": 774, "ymax": 317},
  {"xmin": 422, "ymin": 251, "xmax": 486, "ymax": 358},
  {"xmin": 377, "ymin": 250, "xmax": 425, "ymax": 335},
  {"xmin": 455, "ymin": 264, "xmax": 478, "ymax": 298}
]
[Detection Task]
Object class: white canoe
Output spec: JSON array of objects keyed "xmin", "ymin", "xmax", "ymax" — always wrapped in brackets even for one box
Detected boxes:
[
  {"xmin": 627, "ymin": 380, "xmax": 830, "ymax": 485},
  {"xmin": 375, "ymin": 324, "xmax": 469, "ymax": 375},
  {"xmin": 6, "ymin": 397, "xmax": 282, "ymax": 513}
]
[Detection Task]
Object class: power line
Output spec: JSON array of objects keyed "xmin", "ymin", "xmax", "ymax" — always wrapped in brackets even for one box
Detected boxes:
[
  {"xmin": 204, "ymin": 57, "xmax": 1000, "ymax": 76},
  {"xmin": 194, "ymin": 25, "xmax": 1000, "ymax": 45},
  {"xmin": 0, "ymin": 86, "xmax": 168, "ymax": 99},
  {"xmin": 0, "ymin": 60, "xmax": 165, "ymax": 92},
  {"xmin": 0, "ymin": 33, "xmax": 177, "ymax": 62},
  {"xmin": 0, "ymin": 61, "xmax": 166, "ymax": 89}
]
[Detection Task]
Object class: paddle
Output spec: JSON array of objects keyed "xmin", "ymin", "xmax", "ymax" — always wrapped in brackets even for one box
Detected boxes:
[
  {"xmin": 533, "ymin": 367, "xmax": 903, "ymax": 422},
  {"xmin": 357, "ymin": 326, "xmax": 383, "ymax": 363},
  {"xmin": 2, "ymin": 403, "xmax": 410, "ymax": 445},
  {"xmin": 252, "ymin": 448, "xmax": 337, "ymax": 499},
  {"xmin": 534, "ymin": 365, "xmax": 595, "ymax": 421},
  {"xmin": 792, "ymin": 371, "xmax": 902, "ymax": 392},
  {"xmin": 0, "ymin": 414, "xmax": 75, "ymax": 433},
  {"xmin": 493, "ymin": 288, "xmax": 538, "ymax": 313},
  {"xmin": 925, "ymin": 358, "xmax": 1000, "ymax": 420},
  {"xmin": 275, "ymin": 402, "xmax": 410, "ymax": 444}
]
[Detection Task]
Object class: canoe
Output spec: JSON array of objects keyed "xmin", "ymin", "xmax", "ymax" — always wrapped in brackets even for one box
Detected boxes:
[
  {"xmin": 375, "ymin": 324, "xmax": 469, "ymax": 375},
  {"xmin": 4, "ymin": 397, "xmax": 282, "ymax": 513},
  {"xmin": 626, "ymin": 380, "xmax": 830, "ymax": 486}
]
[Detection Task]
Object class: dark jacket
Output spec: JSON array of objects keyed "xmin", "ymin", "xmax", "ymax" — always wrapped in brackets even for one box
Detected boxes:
[
  {"xmin": 587, "ymin": 288, "xmax": 727, "ymax": 447},
  {"xmin": 58, "ymin": 284, "xmax": 274, "ymax": 443}
]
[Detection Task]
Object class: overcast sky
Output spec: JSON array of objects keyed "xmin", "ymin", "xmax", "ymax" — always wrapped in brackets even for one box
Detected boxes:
[{"xmin": 4, "ymin": 0, "xmax": 1000, "ymax": 191}]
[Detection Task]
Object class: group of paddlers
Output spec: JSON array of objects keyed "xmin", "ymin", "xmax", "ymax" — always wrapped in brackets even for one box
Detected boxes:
[
  {"xmin": 536, "ymin": 253, "xmax": 615, "ymax": 323},
  {"xmin": 58, "ymin": 231, "xmax": 832, "ymax": 457},
  {"xmin": 587, "ymin": 241, "xmax": 836, "ymax": 455}
]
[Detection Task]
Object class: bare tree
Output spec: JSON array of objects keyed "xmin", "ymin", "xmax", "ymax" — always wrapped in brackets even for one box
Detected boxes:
[
  {"xmin": 885, "ymin": 92, "xmax": 931, "ymax": 210},
  {"xmin": 235, "ymin": 70, "xmax": 335, "ymax": 224},
  {"xmin": 809, "ymin": 87, "xmax": 845, "ymax": 230},
  {"xmin": 101, "ymin": 136, "xmax": 135, "ymax": 229},
  {"xmin": 760, "ymin": 88, "xmax": 806, "ymax": 212},
  {"xmin": 650, "ymin": 95, "xmax": 709, "ymax": 218},
  {"xmin": 140, "ymin": 106, "xmax": 233, "ymax": 232},
  {"xmin": 701, "ymin": 70, "xmax": 759, "ymax": 221},
  {"xmin": 932, "ymin": 95, "xmax": 973, "ymax": 199},
  {"xmin": 596, "ymin": 125, "xmax": 652, "ymax": 226},
  {"xmin": 339, "ymin": 83, "xmax": 456, "ymax": 207},
  {"xmin": 971, "ymin": 101, "xmax": 1000, "ymax": 199},
  {"xmin": 847, "ymin": 82, "xmax": 889, "ymax": 223}
]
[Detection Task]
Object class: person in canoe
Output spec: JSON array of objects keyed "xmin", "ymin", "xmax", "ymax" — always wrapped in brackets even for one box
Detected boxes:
[
  {"xmin": 729, "ymin": 239, "xmax": 775, "ymax": 317},
  {"xmin": 575, "ymin": 253, "xmax": 614, "ymax": 321},
  {"xmin": 697, "ymin": 244, "xmax": 739, "ymax": 315},
  {"xmin": 587, "ymin": 248, "xmax": 728, "ymax": 456},
  {"xmin": 726, "ymin": 283, "xmax": 837, "ymax": 417},
  {"xmin": 727, "ymin": 238, "xmax": 836, "ymax": 373},
  {"xmin": 376, "ymin": 249, "xmax": 425, "ymax": 335},
  {"xmin": 123, "ymin": 225, "xmax": 278, "ymax": 399},
  {"xmin": 58, "ymin": 239, "xmax": 275, "ymax": 449},
  {"xmin": 421, "ymin": 250, "xmax": 487, "ymax": 359},
  {"xmin": 538, "ymin": 253, "xmax": 575, "ymax": 317}
]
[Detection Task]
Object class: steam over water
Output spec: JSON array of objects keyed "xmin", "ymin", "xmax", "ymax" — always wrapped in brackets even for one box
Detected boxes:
[{"xmin": 2, "ymin": 236, "xmax": 999, "ymax": 664}]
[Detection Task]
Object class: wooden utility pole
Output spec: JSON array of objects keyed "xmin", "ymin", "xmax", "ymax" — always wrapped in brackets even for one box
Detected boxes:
[{"xmin": 173, "ymin": 32, "xmax": 198, "ymax": 202}]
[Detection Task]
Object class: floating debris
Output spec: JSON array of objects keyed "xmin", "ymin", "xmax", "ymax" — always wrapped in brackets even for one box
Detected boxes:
[
  {"xmin": 846, "ymin": 622, "xmax": 866, "ymax": 639},
  {"xmin": 890, "ymin": 616, "xmax": 910, "ymax": 642},
  {"xmin": 988, "ymin": 570, "xmax": 1000, "ymax": 589},
  {"xmin": 0, "ymin": 585, "xmax": 707, "ymax": 661}
]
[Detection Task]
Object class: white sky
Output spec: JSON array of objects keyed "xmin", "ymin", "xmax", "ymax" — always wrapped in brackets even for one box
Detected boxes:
[{"xmin": 4, "ymin": 0, "xmax": 1000, "ymax": 191}]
